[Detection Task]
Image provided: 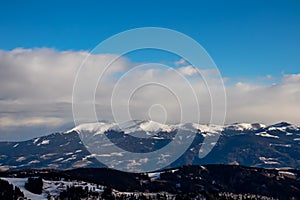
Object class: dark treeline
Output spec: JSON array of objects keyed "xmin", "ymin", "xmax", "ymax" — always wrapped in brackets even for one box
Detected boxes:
[
  {"xmin": 24, "ymin": 177, "xmax": 43, "ymax": 194},
  {"xmin": 0, "ymin": 179, "xmax": 24, "ymax": 200}
]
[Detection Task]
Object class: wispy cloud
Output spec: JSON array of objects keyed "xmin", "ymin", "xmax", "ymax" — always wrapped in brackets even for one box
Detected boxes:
[{"xmin": 0, "ymin": 116, "xmax": 63, "ymax": 128}]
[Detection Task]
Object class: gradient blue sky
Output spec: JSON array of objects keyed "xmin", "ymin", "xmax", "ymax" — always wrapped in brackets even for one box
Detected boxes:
[
  {"xmin": 0, "ymin": 0, "xmax": 299, "ymax": 79},
  {"xmin": 1, "ymin": 1, "xmax": 300, "ymax": 140}
]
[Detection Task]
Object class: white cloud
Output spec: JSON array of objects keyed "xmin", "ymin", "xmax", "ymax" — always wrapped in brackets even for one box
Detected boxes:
[
  {"xmin": 0, "ymin": 48, "xmax": 130, "ymax": 133},
  {"xmin": 0, "ymin": 48, "xmax": 300, "ymax": 140},
  {"xmin": 0, "ymin": 48, "xmax": 129, "ymax": 102},
  {"xmin": 283, "ymin": 74, "xmax": 300, "ymax": 83},
  {"xmin": 177, "ymin": 65, "xmax": 219, "ymax": 77},
  {"xmin": 0, "ymin": 116, "xmax": 63, "ymax": 129},
  {"xmin": 178, "ymin": 65, "xmax": 198, "ymax": 76},
  {"xmin": 226, "ymin": 78, "xmax": 300, "ymax": 124}
]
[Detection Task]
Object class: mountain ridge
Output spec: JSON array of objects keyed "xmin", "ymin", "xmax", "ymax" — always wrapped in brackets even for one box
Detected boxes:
[
  {"xmin": 67, "ymin": 120, "xmax": 299, "ymax": 134},
  {"xmin": 0, "ymin": 121, "xmax": 299, "ymax": 171}
]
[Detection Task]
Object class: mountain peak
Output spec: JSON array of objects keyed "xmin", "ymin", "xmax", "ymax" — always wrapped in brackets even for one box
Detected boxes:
[
  {"xmin": 65, "ymin": 120, "xmax": 300, "ymax": 136},
  {"xmin": 271, "ymin": 122, "xmax": 292, "ymax": 128},
  {"xmin": 226, "ymin": 122, "xmax": 266, "ymax": 131}
]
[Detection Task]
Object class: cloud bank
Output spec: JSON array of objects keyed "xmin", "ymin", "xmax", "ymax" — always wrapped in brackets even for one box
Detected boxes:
[{"xmin": 0, "ymin": 48, "xmax": 299, "ymax": 140}]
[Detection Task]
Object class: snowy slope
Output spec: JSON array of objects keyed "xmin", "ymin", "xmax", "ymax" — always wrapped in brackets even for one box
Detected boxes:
[
  {"xmin": 66, "ymin": 120, "xmax": 276, "ymax": 135},
  {"xmin": 67, "ymin": 120, "xmax": 225, "ymax": 135},
  {"xmin": 2, "ymin": 177, "xmax": 46, "ymax": 200},
  {"xmin": 1, "ymin": 177, "xmax": 104, "ymax": 200}
]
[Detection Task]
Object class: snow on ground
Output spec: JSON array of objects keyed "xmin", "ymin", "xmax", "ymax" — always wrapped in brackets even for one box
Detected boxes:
[
  {"xmin": 269, "ymin": 143, "xmax": 291, "ymax": 147},
  {"xmin": 41, "ymin": 140, "xmax": 50, "ymax": 145},
  {"xmin": 75, "ymin": 149, "xmax": 82, "ymax": 153},
  {"xmin": 234, "ymin": 123, "xmax": 254, "ymax": 130},
  {"xmin": 1, "ymin": 177, "xmax": 105, "ymax": 200},
  {"xmin": 28, "ymin": 160, "xmax": 40, "ymax": 164},
  {"xmin": 226, "ymin": 123, "xmax": 266, "ymax": 131},
  {"xmin": 139, "ymin": 121, "xmax": 175, "ymax": 133},
  {"xmin": 268, "ymin": 124, "xmax": 299, "ymax": 132},
  {"xmin": 278, "ymin": 171, "xmax": 297, "ymax": 177},
  {"xmin": 268, "ymin": 127, "xmax": 285, "ymax": 131},
  {"xmin": 37, "ymin": 140, "xmax": 50, "ymax": 146},
  {"xmin": 61, "ymin": 155, "xmax": 77, "ymax": 163},
  {"xmin": 2, "ymin": 177, "xmax": 47, "ymax": 200},
  {"xmin": 259, "ymin": 157, "xmax": 280, "ymax": 165},
  {"xmin": 40, "ymin": 153, "xmax": 57, "ymax": 160},
  {"xmin": 64, "ymin": 152, "xmax": 74, "ymax": 156},
  {"xmin": 66, "ymin": 122, "xmax": 118, "ymax": 135},
  {"xmin": 264, "ymin": 161, "xmax": 280, "ymax": 165},
  {"xmin": 192, "ymin": 124, "xmax": 223, "ymax": 134},
  {"xmin": 97, "ymin": 152, "xmax": 124, "ymax": 157},
  {"xmin": 33, "ymin": 138, "xmax": 40, "ymax": 144},
  {"xmin": 255, "ymin": 132, "xmax": 279, "ymax": 138},
  {"xmin": 66, "ymin": 120, "xmax": 226, "ymax": 136},
  {"xmin": 53, "ymin": 158, "xmax": 64, "ymax": 162},
  {"xmin": 16, "ymin": 156, "xmax": 26, "ymax": 162},
  {"xmin": 148, "ymin": 172, "xmax": 161, "ymax": 181},
  {"xmin": 43, "ymin": 179, "xmax": 104, "ymax": 196}
]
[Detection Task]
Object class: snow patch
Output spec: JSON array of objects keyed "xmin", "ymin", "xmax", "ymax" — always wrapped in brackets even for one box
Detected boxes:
[
  {"xmin": 67, "ymin": 122, "xmax": 118, "ymax": 135},
  {"xmin": 40, "ymin": 153, "xmax": 57, "ymax": 160},
  {"xmin": 268, "ymin": 124, "xmax": 299, "ymax": 132},
  {"xmin": 72, "ymin": 160, "xmax": 92, "ymax": 168},
  {"xmin": 259, "ymin": 157, "xmax": 279, "ymax": 165},
  {"xmin": 37, "ymin": 140, "xmax": 50, "ymax": 146},
  {"xmin": 53, "ymin": 158, "xmax": 64, "ymax": 162},
  {"xmin": 16, "ymin": 157, "xmax": 26, "ymax": 162},
  {"xmin": 148, "ymin": 172, "xmax": 161, "ymax": 181},
  {"xmin": 278, "ymin": 171, "xmax": 296, "ymax": 178},
  {"xmin": 192, "ymin": 124, "xmax": 223, "ymax": 134},
  {"xmin": 28, "ymin": 160, "xmax": 40, "ymax": 164},
  {"xmin": 67, "ymin": 120, "xmax": 224, "ymax": 136},
  {"xmin": 226, "ymin": 123, "xmax": 266, "ymax": 131},
  {"xmin": 2, "ymin": 177, "xmax": 105, "ymax": 200},
  {"xmin": 264, "ymin": 161, "xmax": 279, "ymax": 165},
  {"xmin": 33, "ymin": 138, "xmax": 40, "ymax": 144},
  {"xmin": 255, "ymin": 132, "xmax": 279, "ymax": 138},
  {"xmin": 2, "ymin": 177, "xmax": 47, "ymax": 200},
  {"xmin": 139, "ymin": 120, "xmax": 174, "ymax": 133},
  {"xmin": 41, "ymin": 140, "xmax": 49, "ymax": 145},
  {"xmin": 270, "ymin": 143, "xmax": 291, "ymax": 147}
]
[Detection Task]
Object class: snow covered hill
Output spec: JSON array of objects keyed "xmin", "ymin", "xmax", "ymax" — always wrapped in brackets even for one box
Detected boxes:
[
  {"xmin": 1, "ymin": 165, "xmax": 300, "ymax": 199},
  {"xmin": 1, "ymin": 177, "xmax": 104, "ymax": 200}
]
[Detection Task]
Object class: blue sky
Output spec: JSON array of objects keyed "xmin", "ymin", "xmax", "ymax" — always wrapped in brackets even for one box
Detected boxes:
[
  {"xmin": 0, "ymin": 0, "xmax": 299, "ymax": 79},
  {"xmin": 1, "ymin": 1, "xmax": 300, "ymax": 140}
]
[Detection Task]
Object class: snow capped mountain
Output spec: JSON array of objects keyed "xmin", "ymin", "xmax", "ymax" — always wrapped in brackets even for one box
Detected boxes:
[
  {"xmin": 225, "ymin": 122, "xmax": 266, "ymax": 131},
  {"xmin": 68, "ymin": 120, "xmax": 179, "ymax": 135},
  {"xmin": 0, "ymin": 121, "xmax": 299, "ymax": 171},
  {"xmin": 67, "ymin": 120, "xmax": 227, "ymax": 135},
  {"xmin": 67, "ymin": 120, "xmax": 282, "ymax": 136},
  {"xmin": 65, "ymin": 120, "xmax": 300, "ymax": 139},
  {"xmin": 266, "ymin": 122, "xmax": 300, "ymax": 132},
  {"xmin": 66, "ymin": 122, "xmax": 118, "ymax": 135}
]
